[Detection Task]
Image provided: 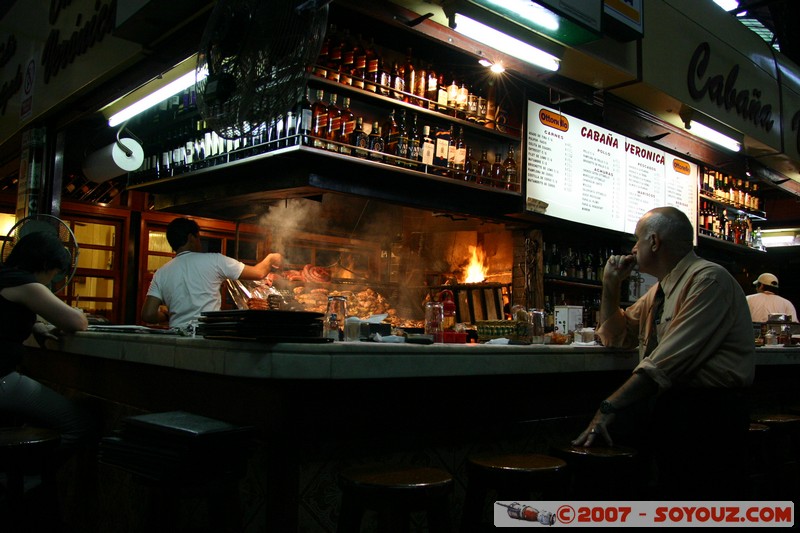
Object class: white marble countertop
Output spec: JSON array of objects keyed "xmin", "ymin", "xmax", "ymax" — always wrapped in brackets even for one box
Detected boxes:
[{"xmin": 48, "ymin": 332, "xmax": 800, "ymax": 380}]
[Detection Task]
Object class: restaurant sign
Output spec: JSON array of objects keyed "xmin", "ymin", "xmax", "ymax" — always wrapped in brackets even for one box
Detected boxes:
[{"xmin": 0, "ymin": 0, "xmax": 141, "ymax": 148}]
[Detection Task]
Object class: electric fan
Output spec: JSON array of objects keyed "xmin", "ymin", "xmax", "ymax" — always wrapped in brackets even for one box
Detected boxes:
[
  {"xmin": 195, "ymin": 0, "xmax": 329, "ymax": 140},
  {"xmin": 1, "ymin": 214, "xmax": 80, "ymax": 294}
]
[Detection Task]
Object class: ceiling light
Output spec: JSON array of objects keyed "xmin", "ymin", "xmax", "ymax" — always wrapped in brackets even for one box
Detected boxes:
[
  {"xmin": 490, "ymin": 63, "xmax": 506, "ymax": 73},
  {"xmin": 480, "ymin": 0, "xmax": 559, "ymax": 31},
  {"xmin": 453, "ymin": 13, "xmax": 560, "ymax": 72},
  {"xmin": 108, "ymin": 66, "xmax": 208, "ymax": 127},
  {"xmin": 713, "ymin": 0, "xmax": 739, "ymax": 12},
  {"xmin": 478, "ymin": 58, "xmax": 492, "ymax": 67},
  {"xmin": 685, "ymin": 120, "xmax": 742, "ymax": 152}
]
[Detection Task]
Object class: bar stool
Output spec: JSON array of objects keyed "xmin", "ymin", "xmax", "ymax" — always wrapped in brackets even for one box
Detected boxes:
[
  {"xmin": 746, "ymin": 422, "xmax": 771, "ymax": 499},
  {"xmin": 0, "ymin": 426, "xmax": 62, "ymax": 532},
  {"xmin": 550, "ymin": 444, "xmax": 638, "ymax": 500},
  {"xmin": 751, "ymin": 413, "xmax": 800, "ymax": 500},
  {"xmin": 98, "ymin": 411, "xmax": 255, "ymax": 532},
  {"xmin": 337, "ymin": 464, "xmax": 454, "ymax": 533},
  {"xmin": 460, "ymin": 453, "xmax": 568, "ymax": 533}
]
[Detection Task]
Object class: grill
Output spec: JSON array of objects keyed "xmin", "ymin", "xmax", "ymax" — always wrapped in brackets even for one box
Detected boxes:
[{"xmin": 434, "ymin": 282, "xmax": 510, "ymax": 324}]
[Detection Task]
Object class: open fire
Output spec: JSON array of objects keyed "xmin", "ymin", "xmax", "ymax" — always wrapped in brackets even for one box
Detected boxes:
[{"xmin": 462, "ymin": 245, "xmax": 489, "ymax": 283}]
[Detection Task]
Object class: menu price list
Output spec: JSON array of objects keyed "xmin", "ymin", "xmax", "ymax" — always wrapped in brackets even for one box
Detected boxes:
[{"xmin": 525, "ymin": 102, "xmax": 697, "ymax": 236}]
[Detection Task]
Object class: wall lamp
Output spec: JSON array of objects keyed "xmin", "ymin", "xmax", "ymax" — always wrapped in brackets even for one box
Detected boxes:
[
  {"xmin": 107, "ymin": 63, "xmax": 208, "ymax": 127},
  {"xmin": 679, "ymin": 105, "xmax": 743, "ymax": 152},
  {"xmin": 451, "ymin": 12, "xmax": 560, "ymax": 72}
]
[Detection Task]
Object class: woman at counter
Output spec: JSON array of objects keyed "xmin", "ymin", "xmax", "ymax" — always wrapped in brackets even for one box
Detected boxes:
[{"xmin": 0, "ymin": 231, "xmax": 93, "ymax": 455}]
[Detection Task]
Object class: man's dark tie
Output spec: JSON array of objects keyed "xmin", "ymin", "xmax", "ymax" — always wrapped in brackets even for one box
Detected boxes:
[{"xmin": 645, "ymin": 285, "xmax": 665, "ymax": 356}]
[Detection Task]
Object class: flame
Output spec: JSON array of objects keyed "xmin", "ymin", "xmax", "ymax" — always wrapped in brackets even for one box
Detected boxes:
[{"xmin": 463, "ymin": 245, "xmax": 488, "ymax": 283}]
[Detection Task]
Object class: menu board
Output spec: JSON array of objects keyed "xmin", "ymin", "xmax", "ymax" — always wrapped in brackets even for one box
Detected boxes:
[{"xmin": 526, "ymin": 102, "xmax": 698, "ymax": 236}]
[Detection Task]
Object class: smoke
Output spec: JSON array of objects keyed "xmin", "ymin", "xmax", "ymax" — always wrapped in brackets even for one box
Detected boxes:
[{"xmin": 257, "ymin": 198, "xmax": 324, "ymax": 256}]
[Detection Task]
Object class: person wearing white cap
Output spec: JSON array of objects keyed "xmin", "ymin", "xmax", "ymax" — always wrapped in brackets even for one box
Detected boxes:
[{"xmin": 746, "ymin": 273, "xmax": 797, "ymax": 323}]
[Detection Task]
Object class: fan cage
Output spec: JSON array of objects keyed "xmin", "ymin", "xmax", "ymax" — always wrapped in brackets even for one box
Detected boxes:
[
  {"xmin": 196, "ymin": 0, "xmax": 329, "ymax": 140},
  {"xmin": 0, "ymin": 214, "xmax": 80, "ymax": 294}
]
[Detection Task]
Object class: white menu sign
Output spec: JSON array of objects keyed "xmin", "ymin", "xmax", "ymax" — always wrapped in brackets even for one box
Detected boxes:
[{"xmin": 526, "ymin": 102, "xmax": 698, "ymax": 236}]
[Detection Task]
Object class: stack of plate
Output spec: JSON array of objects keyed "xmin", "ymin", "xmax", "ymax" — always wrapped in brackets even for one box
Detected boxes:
[{"xmin": 198, "ymin": 309, "xmax": 327, "ymax": 342}]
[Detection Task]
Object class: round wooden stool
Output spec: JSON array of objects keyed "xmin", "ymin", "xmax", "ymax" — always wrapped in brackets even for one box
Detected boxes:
[
  {"xmin": 337, "ymin": 465, "xmax": 454, "ymax": 533},
  {"xmin": 551, "ymin": 444, "xmax": 638, "ymax": 500},
  {"xmin": 460, "ymin": 453, "xmax": 568, "ymax": 533},
  {"xmin": 752, "ymin": 413, "xmax": 800, "ymax": 500},
  {"xmin": 0, "ymin": 426, "xmax": 61, "ymax": 532},
  {"xmin": 747, "ymin": 423, "xmax": 771, "ymax": 498}
]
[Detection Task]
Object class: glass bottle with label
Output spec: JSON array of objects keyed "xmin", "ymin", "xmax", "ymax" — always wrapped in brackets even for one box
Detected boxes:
[
  {"xmin": 368, "ymin": 122, "xmax": 384, "ymax": 160},
  {"xmin": 403, "ymin": 48, "xmax": 416, "ymax": 104},
  {"xmin": 408, "ymin": 113, "xmax": 421, "ymax": 167},
  {"xmin": 325, "ymin": 93, "xmax": 342, "ymax": 151},
  {"xmin": 503, "ymin": 144, "xmax": 518, "ymax": 191},
  {"xmin": 476, "ymin": 149, "xmax": 491, "ymax": 185},
  {"xmin": 451, "ymin": 127, "xmax": 466, "ymax": 179},
  {"xmin": 421, "ymin": 125, "xmax": 435, "ymax": 167},
  {"xmin": 297, "ymin": 87, "xmax": 313, "ymax": 146},
  {"xmin": 311, "ymin": 89, "xmax": 329, "ymax": 149},
  {"xmin": 382, "ymin": 109, "xmax": 400, "ymax": 157},
  {"xmin": 395, "ymin": 109, "xmax": 409, "ymax": 163},
  {"xmin": 463, "ymin": 145, "xmax": 477, "ymax": 182},
  {"xmin": 491, "ymin": 150, "xmax": 504, "ymax": 188},
  {"xmin": 338, "ymin": 97, "xmax": 355, "ymax": 155},
  {"xmin": 352, "ymin": 116, "xmax": 369, "ymax": 158}
]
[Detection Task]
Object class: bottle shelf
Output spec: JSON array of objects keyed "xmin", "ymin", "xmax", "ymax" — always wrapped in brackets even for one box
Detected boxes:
[
  {"xmin": 543, "ymin": 275, "xmax": 603, "ymax": 290},
  {"xmin": 308, "ymin": 72, "xmax": 521, "ymax": 141},
  {"xmin": 697, "ymin": 232, "xmax": 766, "ymax": 253},
  {"xmin": 699, "ymin": 192, "xmax": 766, "ymax": 220}
]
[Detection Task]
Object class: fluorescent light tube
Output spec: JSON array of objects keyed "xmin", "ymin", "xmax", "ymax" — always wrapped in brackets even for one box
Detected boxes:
[
  {"xmin": 453, "ymin": 13, "xmax": 560, "ymax": 72},
  {"xmin": 686, "ymin": 120, "xmax": 742, "ymax": 152},
  {"xmin": 108, "ymin": 67, "xmax": 208, "ymax": 127},
  {"xmin": 480, "ymin": 0, "xmax": 560, "ymax": 31}
]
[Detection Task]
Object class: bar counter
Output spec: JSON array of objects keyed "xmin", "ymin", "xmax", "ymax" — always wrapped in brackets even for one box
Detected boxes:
[
  {"xmin": 23, "ymin": 333, "xmax": 800, "ymax": 532},
  {"xmin": 53, "ymin": 332, "xmax": 800, "ymax": 379}
]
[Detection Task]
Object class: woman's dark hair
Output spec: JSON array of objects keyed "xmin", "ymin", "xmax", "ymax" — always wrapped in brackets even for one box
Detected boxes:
[
  {"xmin": 4, "ymin": 231, "xmax": 71, "ymax": 274},
  {"xmin": 166, "ymin": 217, "xmax": 200, "ymax": 252}
]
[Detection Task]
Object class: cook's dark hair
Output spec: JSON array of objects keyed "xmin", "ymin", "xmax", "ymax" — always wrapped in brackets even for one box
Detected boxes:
[
  {"xmin": 4, "ymin": 231, "xmax": 71, "ymax": 274},
  {"xmin": 166, "ymin": 217, "xmax": 200, "ymax": 252}
]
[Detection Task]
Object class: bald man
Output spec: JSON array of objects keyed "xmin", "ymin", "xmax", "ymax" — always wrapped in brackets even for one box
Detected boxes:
[{"xmin": 572, "ymin": 206, "xmax": 755, "ymax": 500}]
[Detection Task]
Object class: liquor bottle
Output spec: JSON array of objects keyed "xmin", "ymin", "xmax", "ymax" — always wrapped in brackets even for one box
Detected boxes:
[
  {"xmin": 382, "ymin": 109, "xmax": 400, "ymax": 157},
  {"xmin": 547, "ymin": 243, "xmax": 560, "ymax": 276},
  {"xmin": 338, "ymin": 96, "xmax": 355, "ymax": 155},
  {"xmin": 456, "ymin": 82, "xmax": 469, "ymax": 119},
  {"xmin": 352, "ymin": 116, "xmax": 369, "ymax": 158},
  {"xmin": 426, "ymin": 65, "xmax": 438, "ymax": 110},
  {"xmin": 364, "ymin": 37, "xmax": 379, "ymax": 93},
  {"xmin": 351, "ymin": 34, "xmax": 366, "ymax": 90},
  {"xmin": 297, "ymin": 87, "xmax": 313, "ymax": 146},
  {"xmin": 447, "ymin": 78, "xmax": 459, "ymax": 115},
  {"xmin": 314, "ymin": 28, "xmax": 330, "ymax": 78},
  {"xmin": 273, "ymin": 112, "xmax": 285, "ymax": 148},
  {"xmin": 414, "ymin": 61, "xmax": 427, "ymax": 107},
  {"xmin": 503, "ymin": 144, "xmax": 518, "ymax": 191},
  {"xmin": 395, "ymin": 109, "xmax": 409, "ymax": 163},
  {"xmin": 325, "ymin": 93, "xmax": 342, "ymax": 151},
  {"xmin": 408, "ymin": 113, "xmax": 421, "ymax": 165},
  {"xmin": 476, "ymin": 149, "xmax": 491, "ymax": 185},
  {"xmin": 311, "ymin": 89, "xmax": 329, "ymax": 149},
  {"xmin": 377, "ymin": 58, "xmax": 391, "ymax": 96},
  {"xmin": 463, "ymin": 145, "xmax": 477, "ymax": 182},
  {"xmin": 368, "ymin": 122, "xmax": 384, "ymax": 160},
  {"xmin": 391, "ymin": 62, "xmax": 405, "ymax": 100},
  {"xmin": 285, "ymin": 99, "xmax": 297, "ymax": 146},
  {"xmin": 326, "ymin": 29, "xmax": 343, "ymax": 83},
  {"xmin": 339, "ymin": 30, "xmax": 354, "ymax": 86},
  {"xmin": 491, "ymin": 151, "xmax": 504, "ymax": 188},
  {"xmin": 436, "ymin": 73, "xmax": 448, "ymax": 112},
  {"xmin": 451, "ymin": 127, "xmax": 466, "ymax": 179},
  {"xmin": 402, "ymin": 48, "xmax": 416, "ymax": 104},
  {"xmin": 421, "ymin": 124, "xmax": 435, "ymax": 167}
]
